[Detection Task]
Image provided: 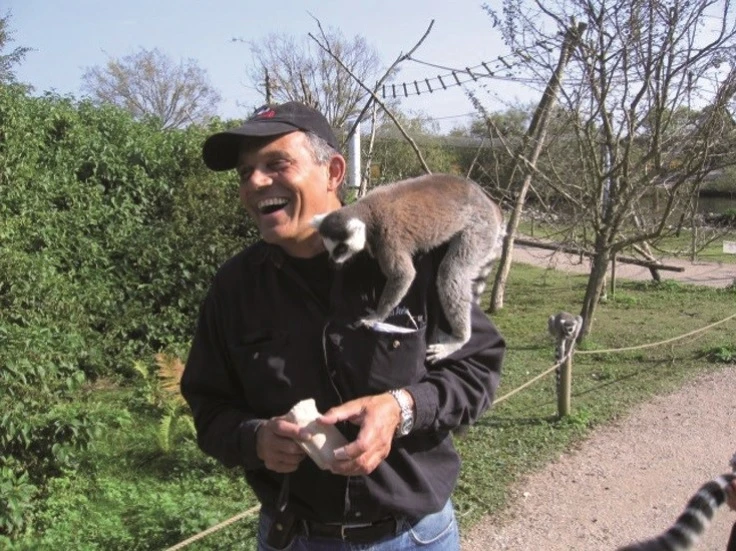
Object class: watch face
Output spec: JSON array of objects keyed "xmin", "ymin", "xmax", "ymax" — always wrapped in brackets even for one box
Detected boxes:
[
  {"xmin": 399, "ymin": 418, "xmax": 413, "ymax": 435},
  {"xmin": 398, "ymin": 410, "xmax": 414, "ymax": 435}
]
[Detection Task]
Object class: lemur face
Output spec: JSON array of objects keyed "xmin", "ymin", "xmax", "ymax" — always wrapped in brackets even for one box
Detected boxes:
[
  {"xmin": 561, "ymin": 320, "xmax": 578, "ymax": 337},
  {"xmin": 311, "ymin": 214, "xmax": 367, "ymax": 266}
]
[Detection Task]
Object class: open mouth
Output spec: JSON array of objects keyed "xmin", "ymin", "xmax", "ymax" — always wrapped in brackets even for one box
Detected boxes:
[{"xmin": 257, "ymin": 197, "xmax": 290, "ymax": 215}]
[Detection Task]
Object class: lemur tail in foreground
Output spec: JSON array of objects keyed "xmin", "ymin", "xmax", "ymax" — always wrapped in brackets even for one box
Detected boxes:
[{"xmin": 618, "ymin": 452, "xmax": 736, "ymax": 551}]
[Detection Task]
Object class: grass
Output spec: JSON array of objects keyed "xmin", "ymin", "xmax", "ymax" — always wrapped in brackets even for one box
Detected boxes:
[
  {"xmin": 12, "ymin": 264, "xmax": 736, "ymax": 550},
  {"xmin": 453, "ymin": 267, "xmax": 736, "ymax": 529}
]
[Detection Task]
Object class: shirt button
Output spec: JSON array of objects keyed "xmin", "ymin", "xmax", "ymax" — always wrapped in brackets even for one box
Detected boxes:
[
  {"xmin": 355, "ymin": 511, "xmax": 362, "ymax": 518},
  {"xmin": 391, "ymin": 340, "xmax": 400, "ymax": 349}
]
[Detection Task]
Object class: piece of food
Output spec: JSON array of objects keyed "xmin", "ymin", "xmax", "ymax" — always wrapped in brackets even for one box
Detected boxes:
[{"xmin": 285, "ymin": 398, "xmax": 348, "ymax": 470}]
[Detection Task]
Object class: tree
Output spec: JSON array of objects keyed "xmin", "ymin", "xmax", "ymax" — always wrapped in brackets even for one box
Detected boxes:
[
  {"xmin": 81, "ymin": 48, "xmax": 221, "ymax": 129},
  {"xmin": 449, "ymin": 104, "xmax": 542, "ymax": 195},
  {"xmin": 242, "ymin": 27, "xmax": 384, "ymax": 129},
  {"xmin": 485, "ymin": 0, "xmax": 736, "ymax": 337},
  {"xmin": 368, "ymin": 112, "xmax": 459, "ymax": 183},
  {"xmin": 0, "ymin": 12, "xmax": 31, "ymax": 85}
]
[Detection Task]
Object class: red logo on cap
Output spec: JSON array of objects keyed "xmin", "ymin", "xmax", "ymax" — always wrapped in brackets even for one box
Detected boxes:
[{"xmin": 253, "ymin": 106, "xmax": 276, "ymax": 119}]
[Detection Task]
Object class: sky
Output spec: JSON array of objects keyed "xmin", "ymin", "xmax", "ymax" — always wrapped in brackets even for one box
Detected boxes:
[{"xmin": 6, "ymin": 0, "xmax": 543, "ymax": 132}]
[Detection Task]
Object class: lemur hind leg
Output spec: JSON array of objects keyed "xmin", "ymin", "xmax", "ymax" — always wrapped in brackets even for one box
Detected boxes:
[{"xmin": 427, "ymin": 233, "xmax": 489, "ymax": 363}]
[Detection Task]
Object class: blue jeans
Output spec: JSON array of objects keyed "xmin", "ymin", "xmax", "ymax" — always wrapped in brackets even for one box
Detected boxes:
[{"xmin": 256, "ymin": 499, "xmax": 460, "ymax": 551}]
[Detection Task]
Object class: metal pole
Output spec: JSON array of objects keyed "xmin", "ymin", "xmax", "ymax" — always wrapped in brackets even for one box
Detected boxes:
[{"xmin": 347, "ymin": 120, "xmax": 361, "ymax": 189}]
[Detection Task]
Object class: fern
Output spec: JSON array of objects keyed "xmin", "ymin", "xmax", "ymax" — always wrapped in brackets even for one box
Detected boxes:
[
  {"xmin": 154, "ymin": 353, "xmax": 186, "ymax": 407},
  {"xmin": 157, "ymin": 413, "xmax": 174, "ymax": 453},
  {"xmin": 131, "ymin": 353, "xmax": 195, "ymax": 453}
]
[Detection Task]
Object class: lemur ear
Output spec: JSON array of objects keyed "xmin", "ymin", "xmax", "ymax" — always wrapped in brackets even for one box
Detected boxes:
[{"xmin": 311, "ymin": 213, "xmax": 328, "ymax": 229}]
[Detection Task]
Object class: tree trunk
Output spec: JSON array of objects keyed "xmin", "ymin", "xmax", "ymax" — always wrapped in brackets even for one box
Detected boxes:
[
  {"xmin": 580, "ymin": 238, "xmax": 611, "ymax": 338},
  {"xmin": 489, "ymin": 22, "xmax": 585, "ymax": 313},
  {"xmin": 490, "ymin": 181, "xmax": 530, "ymax": 311}
]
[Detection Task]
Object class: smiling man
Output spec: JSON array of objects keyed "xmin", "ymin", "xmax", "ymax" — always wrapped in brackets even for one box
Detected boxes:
[{"xmin": 181, "ymin": 102, "xmax": 505, "ymax": 550}]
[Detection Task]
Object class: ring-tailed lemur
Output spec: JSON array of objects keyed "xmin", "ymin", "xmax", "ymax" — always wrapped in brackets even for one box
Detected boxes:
[
  {"xmin": 618, "ymin": 452, "xmax": 736, "ymax": 551},
  {"xmin": 548, "ymin": 311, "xmax": 583, "ymax": 363},
  {"xmin": 311, "ymin": 173, "xmax": 504, "ymax": 363}
]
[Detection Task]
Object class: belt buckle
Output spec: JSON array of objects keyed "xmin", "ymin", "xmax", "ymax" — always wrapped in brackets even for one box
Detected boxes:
[{"xmin": 340, "ymin": 522, "xmax": 373, "ymax": 540}]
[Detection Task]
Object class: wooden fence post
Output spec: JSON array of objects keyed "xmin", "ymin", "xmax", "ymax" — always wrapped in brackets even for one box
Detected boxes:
[{"xmin": 557, "ymin": 353, "xmax": 572, "ymax": 418}]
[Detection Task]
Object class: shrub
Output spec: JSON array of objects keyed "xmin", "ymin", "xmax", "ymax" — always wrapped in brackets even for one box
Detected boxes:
[{"xmin": 0, "ymin": 85, "xmax": 257, "ymax": 539}]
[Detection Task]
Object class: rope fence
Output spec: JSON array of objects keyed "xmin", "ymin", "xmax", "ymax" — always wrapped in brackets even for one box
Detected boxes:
[
  {"xmin": 575, "ymin": 312, "xmax": 736, "ymax": 355},
  {"xmin": 165, "ymin": 310, "xmax": 735, "ymax": 550},
  {"xmin": 164, "ymin": 505, "xmax": 261, "ymax": 551},
  {"xmin": 494, "ymin": 360, "xmax": 564, "ymax": 406}
]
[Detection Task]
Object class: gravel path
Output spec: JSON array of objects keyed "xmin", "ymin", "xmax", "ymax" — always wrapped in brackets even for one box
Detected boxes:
[
  {"xmin": 512, "ymin": 242, "xmax": 736, "ymax": 288},
  {"xmin": 461, "ymin": 245, "xmax": 736, "ymax": 551}
]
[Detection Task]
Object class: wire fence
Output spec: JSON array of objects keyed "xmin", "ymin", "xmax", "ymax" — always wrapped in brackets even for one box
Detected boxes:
[{"xmin": 164, "ymin": 310, "xmax": 736, "ymax": 550}]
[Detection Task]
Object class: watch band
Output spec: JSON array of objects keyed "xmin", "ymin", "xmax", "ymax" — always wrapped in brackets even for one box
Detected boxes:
[{"xmin": 389, "ymin": 389, "xmax": 415, "ymax": 438}]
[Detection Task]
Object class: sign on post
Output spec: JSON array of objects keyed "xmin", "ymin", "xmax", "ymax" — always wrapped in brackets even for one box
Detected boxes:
[{"xmin": 724, "ymin": 241, "xmax": 736, "ymax": 255}]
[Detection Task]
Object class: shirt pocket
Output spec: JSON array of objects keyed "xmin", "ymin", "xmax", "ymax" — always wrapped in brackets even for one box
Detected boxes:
[
  {"xmin": 327, "ymin": 318, "xmax": 428, "ymax": 396},
  {"xmin": 229, "ymin": 330, "xmax": 293, "ymax": 416}
]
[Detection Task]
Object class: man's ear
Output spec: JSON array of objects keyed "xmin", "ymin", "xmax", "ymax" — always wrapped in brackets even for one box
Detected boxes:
[{"xmin": 327, "ymin": 154, "xmax": 347, "ymax": 193}]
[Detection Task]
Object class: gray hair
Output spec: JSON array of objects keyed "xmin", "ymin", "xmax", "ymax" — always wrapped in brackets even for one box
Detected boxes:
[
  {"xmin": 304, "ymin": 131, "xmax": 346, "ymax": 202},
  {"xmin": 304, "ymin": 131, "xmax": 339, "ymax": 165}
]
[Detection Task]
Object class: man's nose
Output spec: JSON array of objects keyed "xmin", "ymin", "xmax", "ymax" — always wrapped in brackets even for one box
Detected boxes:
[{"xmin": 244, "ymin": 167, "xmax": 272, "ymax": 189}]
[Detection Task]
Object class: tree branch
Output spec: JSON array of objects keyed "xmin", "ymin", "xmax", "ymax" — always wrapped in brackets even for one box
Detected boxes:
[{"xmin": 309, "ymin": 18, "xmax": 434, "ymax": 174}]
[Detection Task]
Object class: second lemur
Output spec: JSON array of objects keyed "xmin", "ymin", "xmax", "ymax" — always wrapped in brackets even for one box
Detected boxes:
[
  {"xmin": 311, "ymin": 173, "xmax": 504, "ymax": 363},
  {"xmin": 548, "ymin": 311, "xmax": 583, "ymax": 362},
  {"xmin": 617, "ymin": 451, "xmax": 736, "ymax": 550}
]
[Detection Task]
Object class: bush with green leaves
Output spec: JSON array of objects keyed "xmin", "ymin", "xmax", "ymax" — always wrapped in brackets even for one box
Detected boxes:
[{"xmin": 0, "ymin": 84, "xmax": 257, "ymax": 537}]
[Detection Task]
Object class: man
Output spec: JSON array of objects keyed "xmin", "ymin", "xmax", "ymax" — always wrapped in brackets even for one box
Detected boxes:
[{"xmin": 181, "ymin": 102, "xmax": 505, "ymax": 550}]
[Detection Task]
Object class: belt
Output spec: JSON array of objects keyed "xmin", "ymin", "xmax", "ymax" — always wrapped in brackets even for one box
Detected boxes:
[{"xmin": 302, "ymin": 516, "xmax": 399, "ymax": 543}]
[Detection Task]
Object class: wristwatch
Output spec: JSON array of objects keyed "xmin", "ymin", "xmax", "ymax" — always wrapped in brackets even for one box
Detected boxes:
[{"xmin": 389, "ymin": 389, "xmax": 415, "ymax": 438}]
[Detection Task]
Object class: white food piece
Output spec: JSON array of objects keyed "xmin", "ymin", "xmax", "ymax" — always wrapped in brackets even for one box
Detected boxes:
[{"xmin": 285, "ymin": 398, "xmax": 349, "ymax": 470}]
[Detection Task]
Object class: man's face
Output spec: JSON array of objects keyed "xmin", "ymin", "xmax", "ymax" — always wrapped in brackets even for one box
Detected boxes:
[{"xmin": 236, "ymin": 131, "xmax": 343, "ymax": 258}]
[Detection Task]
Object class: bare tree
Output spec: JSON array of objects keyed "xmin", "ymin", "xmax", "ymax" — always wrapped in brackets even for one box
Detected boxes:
[
  {"xmin": 485, "ymin": 0, "xmax": 736, "ymax": 337},
  {"xmin": 242, "ymin": 27, "xmax": 384, "ymax": 129},
  {"xmin": 484, "ymin": 22, "xmax": 584, "ymax": 313},
  {"xmin": 82, "ymin": 48, "xmax": 221, "ymax": 129},
  {"xmin": 0, "ymin": 12, "xmax": 31, "ymax": 85}
]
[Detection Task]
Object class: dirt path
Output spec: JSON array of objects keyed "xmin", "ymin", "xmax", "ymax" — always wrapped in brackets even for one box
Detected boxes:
[
  {"xmin": 461, "ymin": 245, "xmax": 736, "ymax": 551},
  {"xmin": 512, "ymin": 243, "xmax": 736, "ymax": 288}
]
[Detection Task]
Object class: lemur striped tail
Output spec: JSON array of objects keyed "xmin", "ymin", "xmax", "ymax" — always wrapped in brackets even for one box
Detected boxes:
[{"xmin": 618, "ymin": 473, "xmax": 735, "ymax": 551}]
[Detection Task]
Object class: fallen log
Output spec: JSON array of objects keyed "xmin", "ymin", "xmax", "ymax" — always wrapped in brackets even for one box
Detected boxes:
[{"xmin": 514, "ymin": 238, "xmax": 685, "ymax": 272}]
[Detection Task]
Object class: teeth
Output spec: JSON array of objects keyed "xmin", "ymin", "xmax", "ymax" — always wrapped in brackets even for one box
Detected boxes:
[{"xmin": 257, "ymin": 198, "xmax": 289, "ymax": 212}]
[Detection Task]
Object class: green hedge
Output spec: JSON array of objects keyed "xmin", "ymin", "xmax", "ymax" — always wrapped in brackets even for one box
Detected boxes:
[{"xmin": 0, "ymin": 84, "xmax": 257, "ymax": 536}]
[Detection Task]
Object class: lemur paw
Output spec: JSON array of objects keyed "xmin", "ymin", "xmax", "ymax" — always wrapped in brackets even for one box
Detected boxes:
[
  {"xmin": 359, "ymin": 311, "xmax": 382, "ymax": 328},
  {"xmin": 426, "ymin": 331, "xmax": 467, "ymax": 363},
  {"xmin": 426, "ymin": 342, "xmax": 464, "ymax": 364},
  {"xmin": 360, "ymin": 308, "xmax": 391, "ymax": 329}
]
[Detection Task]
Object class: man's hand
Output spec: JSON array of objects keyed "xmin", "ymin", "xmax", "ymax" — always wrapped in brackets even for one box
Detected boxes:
[
  {"xmin": 256, "ymin": 417, "xmax": 307, "ymax": 473},
  {"xmin": 317, "ymin": 393, "xmax": 402, "ymax": 476}
]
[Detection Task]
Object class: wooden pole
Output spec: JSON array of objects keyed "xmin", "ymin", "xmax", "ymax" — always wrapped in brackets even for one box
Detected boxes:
[{"xmin": 558, "ymin": 352, "xmax": 572, "ymax": 418}]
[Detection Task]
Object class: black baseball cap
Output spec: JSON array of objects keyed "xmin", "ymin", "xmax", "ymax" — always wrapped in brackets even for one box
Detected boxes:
[{"xmin": 202, "ymin": 102, "xmax": 339, "ymax": 171}]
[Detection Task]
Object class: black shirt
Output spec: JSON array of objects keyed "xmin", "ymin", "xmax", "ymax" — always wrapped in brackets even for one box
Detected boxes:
[{"xmin": 181, "ymin": 241, "xmax": 505, "ymax": 523}]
